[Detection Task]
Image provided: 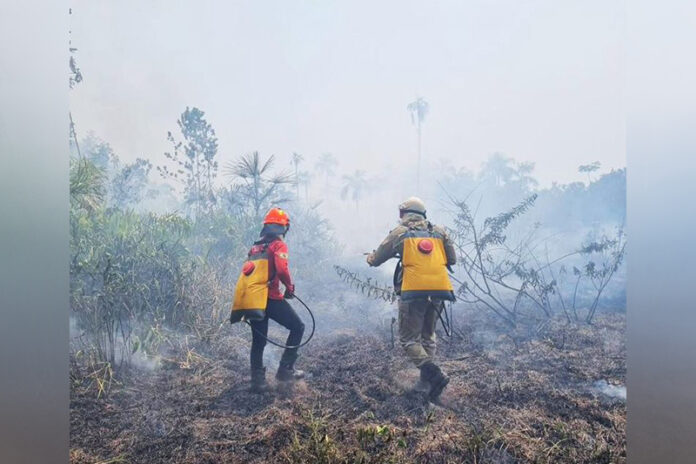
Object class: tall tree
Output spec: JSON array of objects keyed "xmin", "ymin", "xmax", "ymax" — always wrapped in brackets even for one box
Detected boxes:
[
  {"xmin": 69, "ymin": 8, "xmax": 84, "ymax": 158},
  {"xmin": 407, "ymin": 97, "xmax": 429, "ymax": 193},
  {"xmin": 68, "ymin": 8, "xmax": 83, "ymax": 90},
  {"xmin": 291, "ymin": 152, "xmax": 304, "ymax": 202},
  {"xmin": 158, "ymin": 107, "xmax": 219, "ymax": 220},
  {"xmin": 340, "ymin": 170, "xmax": 368, "ymax": 210},
  {"xmin": 480, "ymin": 152, "xmax": 516, "ymax": 187},
  {"xmin": 314, "ymin": 152, "xmax": 338, "ymax": 189},
  {"xmin": 298, "ymin": 170, "xmax": 312, "ymax": 202},
  {"xmin": 578, "ymin": 161, "xmax": 601, "ymax": 184}
]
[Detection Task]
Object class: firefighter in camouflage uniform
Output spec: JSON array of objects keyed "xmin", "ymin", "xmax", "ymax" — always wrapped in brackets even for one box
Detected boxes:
[{"xmin": 366, "ymin": 197, "xmax": 456, "ymax": 401}]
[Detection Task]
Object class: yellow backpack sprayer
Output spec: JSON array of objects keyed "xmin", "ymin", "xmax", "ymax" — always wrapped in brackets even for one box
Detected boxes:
[{"xmin": 230, "ymin": 243, "xmax": 316, "ymax": 349}]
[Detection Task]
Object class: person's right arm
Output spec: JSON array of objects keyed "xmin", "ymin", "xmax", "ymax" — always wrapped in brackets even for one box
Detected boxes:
[{"xmin": 366, "ymin": 226, "xmax": 406, "ymax": 267}]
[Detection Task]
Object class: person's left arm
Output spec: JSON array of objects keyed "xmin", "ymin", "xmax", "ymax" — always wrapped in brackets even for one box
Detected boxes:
[
  {"xmin": 271, "ymin": 240, "xmax": 295, "ymax": 296},
  {"xmin": 434, "ymin": 225, "xmax": 457, "ymax": 266}
]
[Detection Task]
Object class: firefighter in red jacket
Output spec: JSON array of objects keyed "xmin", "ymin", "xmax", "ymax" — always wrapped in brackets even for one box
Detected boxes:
[{"xmin": 231, "ymin": 208, "xmax": 305, "ymax": 392}]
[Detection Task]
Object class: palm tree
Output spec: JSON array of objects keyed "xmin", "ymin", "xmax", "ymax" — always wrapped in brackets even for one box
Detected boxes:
[
  {"xmin": 314, "ymin": 152, "xmax": 338, "ymax": 189},
  {"xmin": 291, "ymin": 152, "xmax": 304, "ymax": 202},
  {"xmin": 297, "ymin": 170, "xmax": 313, "ymax": 202},
  {"xmin": 341, "ymin": 170, "xmax": 368, "ymax": 210},
  {"xmin": 481, "ymin": 152, "xmax": 516, "ymax": 186},
  {"xmin": 407, "ymin": 97, "xmax": 429, "ymax": 193},
  {"xmin": 224, "ymin": 151, "xmax": 293, "ymax": 219}
]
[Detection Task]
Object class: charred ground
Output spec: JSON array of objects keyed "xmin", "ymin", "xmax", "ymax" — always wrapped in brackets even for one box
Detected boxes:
[{"xmin": 70, "ymin": 311, "xmax": 625, "ymax": 464}]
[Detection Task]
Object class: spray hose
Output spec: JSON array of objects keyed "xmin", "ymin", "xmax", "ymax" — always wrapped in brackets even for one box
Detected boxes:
[
  {"xmin": 437, "ymin": 301, "xmax": 453, "ymax": 337},
  {"xmin": 243, "ymin": 293, "xmax": 316, "ymax": 349}
]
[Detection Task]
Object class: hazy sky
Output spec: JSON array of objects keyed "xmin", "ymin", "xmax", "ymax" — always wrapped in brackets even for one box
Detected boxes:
[{"xmin": 70, "ymin": 0, "xmax": 625, "ymax": 187}]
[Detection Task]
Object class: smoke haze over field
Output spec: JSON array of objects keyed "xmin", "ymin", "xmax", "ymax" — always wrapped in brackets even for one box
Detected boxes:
[
  {"xmin": 68, "ymin": 1, "xmax": 627, "ymax": 313},
  {"xmin": 70, "ymin": 0, "xmax": 625, "ymax": 191}
]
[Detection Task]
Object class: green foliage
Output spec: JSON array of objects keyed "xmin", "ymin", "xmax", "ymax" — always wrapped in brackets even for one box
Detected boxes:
[
  {"xmin": 480, "ymin": 194, "xmax": 538, "ymax": 248},
  {"xmin": 110, "ymin": 158, "xmax": 152, "ymax": 208},
  {"xmin": 357, "ymin": 424, "xmax": 393, "ymax": 445},
  {"xmin": 70, "ymin": 165, "xmax": 338, "ymax": 369},
  {"xmin": 70, "ymin": 157, "xmax": 106, "ymax": 212},
  {"xmin": 450, "ymin": 189, "xmax": 626, "ymax": 326},
  {"xmin": 68, "ymin": 8, "xmax": 83, "ymax": 89},
  {"xmin": 79, "ymin": 133, "xmax": 116, "ymax": 171},
  {"xmin": 287, "ymin": 409, "xmax": 341, "ymax": 464},
  {"xmin": 158, "ymin": 107, "xmax": 219, "ymax": 218},
  {"xmin": 70, "ymin": 206, "xmax": 195, "ymax": 364},
  {"xmin": 579, "ymin": 228, "xmax": 626, "ymax": 323}
]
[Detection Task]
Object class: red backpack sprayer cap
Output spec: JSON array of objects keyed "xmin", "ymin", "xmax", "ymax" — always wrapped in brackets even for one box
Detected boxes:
[
  {"xmin": 418, "ymin": 239, "xmax": 434, "ymax": 254},
  {"xmin": 242, "ymin": 261, "xmax": 256, "ymax": 276}
]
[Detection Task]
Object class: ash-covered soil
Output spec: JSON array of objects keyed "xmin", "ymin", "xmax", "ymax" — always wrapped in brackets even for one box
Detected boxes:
[{"xmin": 70, "ymin": 313, "xmax": 625, "ymax": 463}]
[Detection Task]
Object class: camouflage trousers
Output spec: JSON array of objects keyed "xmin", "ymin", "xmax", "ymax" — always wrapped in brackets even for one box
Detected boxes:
[{"xmin": 398, "ymin": 298, "xmax": 442, "ymax": 367}]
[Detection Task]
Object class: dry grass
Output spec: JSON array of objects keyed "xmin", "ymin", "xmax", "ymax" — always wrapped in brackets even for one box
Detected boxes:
[{"xmin": 70, "ymin": 311, "xmax": 625, "ymax": 463}]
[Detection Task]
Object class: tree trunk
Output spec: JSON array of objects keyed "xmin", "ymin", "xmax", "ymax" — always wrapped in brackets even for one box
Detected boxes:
[
  {"xmin": 295, "ymin": 164, "xmax": 300, "ymax": 202},
  {"xmin": 416, "ymin": 122, "xmax": 422, "ymax": 194}
]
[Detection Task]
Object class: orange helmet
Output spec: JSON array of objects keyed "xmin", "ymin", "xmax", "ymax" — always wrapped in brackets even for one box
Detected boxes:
[{"xmin": 263, "ymin": 207, "xmax": 290, "ymax": 227}]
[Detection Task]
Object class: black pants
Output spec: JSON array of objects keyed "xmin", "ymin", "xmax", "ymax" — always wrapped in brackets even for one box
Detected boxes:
[{"xmin": 250, "ymin": 298, "xmax": 305, "ymax": 370}]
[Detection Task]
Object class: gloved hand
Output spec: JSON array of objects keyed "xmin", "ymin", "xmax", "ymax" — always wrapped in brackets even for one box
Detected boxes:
[
  {"xmin": 284, "ymin": 284, "xmax": 295, "ymax": 299},
  {"xmin": 366, "ymin": 252, "xmax": 375, "ymax": 266}
]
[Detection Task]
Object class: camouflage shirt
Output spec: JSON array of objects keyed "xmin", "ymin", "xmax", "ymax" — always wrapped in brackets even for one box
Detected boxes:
[{"xmin": 367, "ymin": 213, "xmax": 457, "ymax": 267}]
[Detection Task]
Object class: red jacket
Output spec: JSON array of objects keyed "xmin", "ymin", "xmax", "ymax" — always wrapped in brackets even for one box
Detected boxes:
[{"xmin": 249, "ymin": 238, "xmax": 294, "ymax": 300}]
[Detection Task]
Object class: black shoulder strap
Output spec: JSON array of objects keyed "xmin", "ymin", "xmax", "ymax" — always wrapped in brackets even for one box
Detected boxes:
[
  {"xmin": 248, "ymin": 240, "xmax": 270, "ymax": 259},
  {"xmin": 265, "ymin": 240, "xmax": 276, "ymax": 283}
]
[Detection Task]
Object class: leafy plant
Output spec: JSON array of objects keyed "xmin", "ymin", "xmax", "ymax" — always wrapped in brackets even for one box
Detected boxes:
[
  {"xmin": 110, "ymin": 158, "xmax": 152, "ymax": 208},
  {"xmin": 70, "ymin": 157, "xmax": 106, "ymax": 213},
  {"xmin": 448, "ymin": 192, "xmax": 626, "ymax": 326},
  {"xmin": 286, "ymin": 409, "xmax": 341, "ymax": 464}
]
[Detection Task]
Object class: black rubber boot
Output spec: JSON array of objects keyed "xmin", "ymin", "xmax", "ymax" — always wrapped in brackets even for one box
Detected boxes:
[
  {"xmin": 276, "ymin": 363, "xmax": 305, "ymax": 382},
  {"xmin": 420, "ymin": 362, "xmax": 450, "ymax": 401},
  {"xmin": 250, "ymin": 367, "xmax": 269, "ymax": 393},
  {"xmin": 413, "ymin": 365, "xmax": 431, "ymax": 392}
]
